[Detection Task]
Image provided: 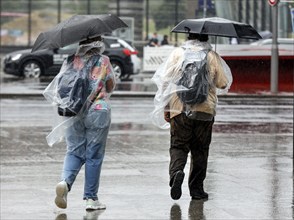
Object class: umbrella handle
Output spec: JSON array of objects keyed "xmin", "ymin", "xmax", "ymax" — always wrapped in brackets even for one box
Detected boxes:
[{"xmin": 214, "ymin": 36, "xmax": 217, "ymax": 51}]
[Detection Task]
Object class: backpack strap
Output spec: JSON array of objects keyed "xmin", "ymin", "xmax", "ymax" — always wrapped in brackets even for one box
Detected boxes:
[{"xmin": 66, "ymin": 54, "xmax": 75, "ymax": 63}]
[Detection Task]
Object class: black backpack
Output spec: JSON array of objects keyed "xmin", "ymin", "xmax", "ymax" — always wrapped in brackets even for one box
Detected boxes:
[
  {"xmin": 176, "ymin": 49, "xmax": 210, "ymax": 105},
  {"xmin": 57, "ymin": 55, "xmax": 97, "ymax": 116}
]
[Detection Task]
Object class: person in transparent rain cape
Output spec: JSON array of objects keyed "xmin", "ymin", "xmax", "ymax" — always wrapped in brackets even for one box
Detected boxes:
[
  {"xmin": 151, "ymin": 33, "xmax": 232, "ymax": 201},
  {"xmin": 43, "ymin": 36, "xmax": 115, "ymax": 210}
]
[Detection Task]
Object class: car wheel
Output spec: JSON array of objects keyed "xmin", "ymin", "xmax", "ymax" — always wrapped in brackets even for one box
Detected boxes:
[
  {"xmin": 22, "ymin": 60, "xmax": 43, "ymax": 78},
  {"xmin": 120, "ymin": 73, "xmax": 130, "ymax": 81},
  {"xmin": 111, "ymin": 61, "xmax": 127, "ymax": 80}
]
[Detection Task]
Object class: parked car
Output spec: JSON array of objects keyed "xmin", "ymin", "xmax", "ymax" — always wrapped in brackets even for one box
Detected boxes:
[
  {"xmin": 250, "ymin": 38, "xmax": 294, "ymax": 45},
  {"xmin": 3, "ymin": 36, "xmax": 141, "ymax": 79},
  {"xmin": 116, "ymin": 38, "xmax": 141, "ymax": 75}
]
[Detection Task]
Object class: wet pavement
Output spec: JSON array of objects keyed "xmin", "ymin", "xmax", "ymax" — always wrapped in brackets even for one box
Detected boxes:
[
  {"xmin": 0, "ymin": 73, "xmax": 157, "ymax": 98},
  {"xmin": 0, "ymin": 73, "xmax": 294, "ymax": 219}
]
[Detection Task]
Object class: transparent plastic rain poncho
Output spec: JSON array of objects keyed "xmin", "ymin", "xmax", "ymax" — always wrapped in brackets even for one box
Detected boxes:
[
  {"xmin": 150, "ymin": 40, "xmax": 232, "ymax": 129},
  {"xmin": 43, "ymin": 41, "xmax": 116, "ymax": 146}
]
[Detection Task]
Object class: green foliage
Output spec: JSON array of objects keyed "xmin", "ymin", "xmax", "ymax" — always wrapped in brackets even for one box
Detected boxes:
[
  {"xmin": 60, "ymin": 0, "xmax": 109, "ymax": 14},
  {"xmin": 151, "ymin": 0, "xmax": 187, "ymax": 31}
]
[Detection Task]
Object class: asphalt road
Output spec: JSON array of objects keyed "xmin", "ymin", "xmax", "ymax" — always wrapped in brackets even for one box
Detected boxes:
[
  {"xmin": 1, "ymin": 68, "xmax": 294, "ymax": 219},
  {"xmin": 1, "ymin": 93, "xmax": 293, "ymax": 220}
]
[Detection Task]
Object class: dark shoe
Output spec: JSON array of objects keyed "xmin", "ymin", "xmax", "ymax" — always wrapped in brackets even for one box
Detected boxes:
[
  {"xmin": 170, "ymin": 171, "xmax": 185, "ymax": 200},
  {"xmin": 191, "ymin": 191, "xmax": 208, "ymax": 200}
]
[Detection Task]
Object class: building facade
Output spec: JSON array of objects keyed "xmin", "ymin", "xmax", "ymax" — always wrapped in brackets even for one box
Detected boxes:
[{"xmin": 0, "ymin": 0, "xmax": 293, "ymax": 48}]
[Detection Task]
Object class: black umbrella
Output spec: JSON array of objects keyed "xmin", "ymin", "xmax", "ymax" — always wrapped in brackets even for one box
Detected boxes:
[
  {"xmin": 171, "ymin": 17, "xmax": 262, "ymax": 40},
  {"xmin": 32, "ymin": 14, "xmax": 128, "ymax": 52}
]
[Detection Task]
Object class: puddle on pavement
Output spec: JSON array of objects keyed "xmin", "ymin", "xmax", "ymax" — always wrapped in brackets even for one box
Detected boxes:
[
  {"xmin": 111, "ymin": 122, "xmax": 293, "ymax": 134},
  {"xmin": 1, "ymin": 74, "xmax": 157, "ymax": 92},
  {"xmin": 214, "ymin": 122, "xmax": 293, "ymax": 134},
  {"xmin": 115, "ymin": 82, "xmax": 156, "ymax": 92}
]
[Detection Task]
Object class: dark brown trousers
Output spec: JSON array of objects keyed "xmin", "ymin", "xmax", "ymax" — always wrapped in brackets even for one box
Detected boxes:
[{"xmin": 169, "ymin": 113, "xmax": 214, "ymax": 196}]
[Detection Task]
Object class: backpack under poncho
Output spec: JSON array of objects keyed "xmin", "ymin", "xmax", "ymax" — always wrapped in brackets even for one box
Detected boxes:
[
  {"xmin": 57, "ymin": 55, "xmax": 100, "ymax": 116},
  {"xmin": 176, "ymin": 49, "xmax": 210, "ymax": 105}
]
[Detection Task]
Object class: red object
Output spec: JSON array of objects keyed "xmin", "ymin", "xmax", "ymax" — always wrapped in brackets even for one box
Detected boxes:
[
  {"xmin": 223, "ymin": 55, "xmax": 293, "ymax": 93},
  {"xmin": 123, "ymin": 49, "xmax": 138, "ymax": 56},
  {"xmin": 268, "ymin": 0, "xmax": 279, "ymax": 6}
]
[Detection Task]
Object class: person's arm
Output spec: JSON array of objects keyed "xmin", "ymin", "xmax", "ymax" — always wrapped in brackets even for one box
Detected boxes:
[
  {"xmin": 208, "ymin": 51, "xmax": 228, "ymax": 89},
  {"xmin": 90, "ymin": 56, "xmax": 115, "ymax": 98},
  {"xmin": 161, "ymin": 48, "xmax": 184, "ymax": 122},
  {"xmin": 105, "ymin": 57, "xmax": 116, "ymax": 93},
  {"xmin": 106, "ymin": 77, "xmax": 115, "ymax": 93}
]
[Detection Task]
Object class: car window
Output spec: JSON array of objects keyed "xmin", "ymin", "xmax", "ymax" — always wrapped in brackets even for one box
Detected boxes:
[
  {"xmin": 251, "ymin": 38, "xmax": 294, "ymax": 45},
  {"xmin": 118, "ymin": 39, "xmax": 135, "ymax": 51},
  {"xmin": 103, "ymin": 38, "xmax": 118, "ymax": 48},
  {"xmin": 279, "ymin": 40, "xmax": 294, "ymax": 45}
]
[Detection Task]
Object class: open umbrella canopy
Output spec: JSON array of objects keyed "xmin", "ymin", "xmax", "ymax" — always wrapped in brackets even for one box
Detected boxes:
[
  {"xmin": 171, "ymin": 17, "xmax": 262, "ymax": 40},
  {"xmin": 32, "ymin": 14, "xmax": 128, "ymax": 52}
]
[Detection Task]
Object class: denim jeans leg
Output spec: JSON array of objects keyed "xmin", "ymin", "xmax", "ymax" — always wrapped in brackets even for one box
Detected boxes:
[
  {"xmin": 83, "ymin": 109, "xmax": 110, "ymax": 200},
  {"xmin": 62, "ymin": 119, "xmax": 86, "ymax": 190}
]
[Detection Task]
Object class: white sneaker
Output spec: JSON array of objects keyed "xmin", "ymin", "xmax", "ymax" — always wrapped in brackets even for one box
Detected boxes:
[
  {"xmin": 55, "ymin": 181, "xmax": 68, "ymax": 209},
  {"xmin": 85, "ymin": 199, "xmax": 106, "ymax": 210}
]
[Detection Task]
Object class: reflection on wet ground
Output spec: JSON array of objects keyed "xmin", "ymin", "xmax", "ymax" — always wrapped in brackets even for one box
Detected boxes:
[
  {"xmin": 110, "ymin": 121, "xmax": 293, "ymax": 134},
  {"xmin": 0, "ymin": 73, "xmax": 157, "ymax": 93},
  {"xmin": 169, "ymin": 201, "xmax": 207, "ymax": 220},
  {"xmin": 0, "ymin": 74, "xmax": 52, "ymax": 83},
  {"xmin": 0, "ymin": 79, "xmax": 293, "ymax": 219},
  {"xmin": 54, "ymin": 210, "xmax": 105, "ymax": 220},
  {"xmin": 170, "ymin": 203, "xmax": 182, "ymax": 220},
  {"xmin": 214, "ymin": 122, "xmax": 292, "ymax": 134}
]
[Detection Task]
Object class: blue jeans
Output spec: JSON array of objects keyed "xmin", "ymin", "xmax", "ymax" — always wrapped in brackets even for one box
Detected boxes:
[{"xmin": 62, "ymin": 109, "xmax": 111, "ymax": 200}]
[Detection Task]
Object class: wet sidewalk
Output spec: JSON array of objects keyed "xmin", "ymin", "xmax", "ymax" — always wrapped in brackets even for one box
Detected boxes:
[
  {"xmin": 1, "ymin": 72, "xmax": 293, "ymax": 99},
  {"xmin": 0, "ymin": 73, "xmax": 158, "ymax": 98},
  {"xmin": 1, "ymin": 95, "xmax": 293, "ymax": 219}
]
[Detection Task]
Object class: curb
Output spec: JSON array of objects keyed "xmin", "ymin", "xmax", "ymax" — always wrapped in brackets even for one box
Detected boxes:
[
  {"xmin": 0, "ymin": 91, "xmax": 293, "ymax": 99},
  {"xmin": 0, "ymin": 91, "xmax": 157, "ymax": 99}
]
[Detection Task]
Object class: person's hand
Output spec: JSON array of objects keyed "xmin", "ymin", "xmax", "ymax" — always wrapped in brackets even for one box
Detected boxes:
[
  {"xmin": 164, "ymin": 111, "xmax": 171, "ymax": 123},
  {"xmin": 106, "ymin": 78, "xmax": 114, "ymax": 93}
]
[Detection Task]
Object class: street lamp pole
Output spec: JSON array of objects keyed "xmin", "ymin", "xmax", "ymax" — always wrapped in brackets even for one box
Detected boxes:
[
  {"xmin": 87, "ymin": 0, "xmax": 91, "ymax": 14},
  {"xmin": 203, "ymin": 0, "xmax": 207, "ymax": 18},
  {"xmin": 146, "ymin": 0, "xmax": 149, "ymax": 40},
  {"xmin": 175, "ymin": 0, "xmax": 179, "ymax": 46},
  {"xmin": 117, "ymin": 0, "xmax": 120, "ymax": 17},
  {"xmin": 28, "ymin": 0, "xmax": 32, "ymax": 46},
  {"xmin": 270, "ymin": 1, "xmax": 279, "ymax": 94},
  {"xmin": 58, "ymin": 0, "xmax": 61, "ymax": 23}
]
